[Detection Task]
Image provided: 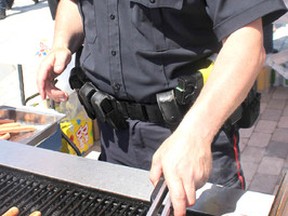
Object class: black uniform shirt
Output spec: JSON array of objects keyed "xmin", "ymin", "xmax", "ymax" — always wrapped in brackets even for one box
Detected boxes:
[{"xmin": 78, "ymin": 0, "xmax": 286, "ymax": 103}]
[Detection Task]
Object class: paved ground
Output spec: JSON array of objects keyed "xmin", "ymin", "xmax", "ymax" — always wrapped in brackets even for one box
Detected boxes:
[
  {"xmin": 1, "ymin": 0, "xmax": 288, "ymax": 197},
  {"xmin": 240, "ymin": 87, "xmax": 288, "ymax": 194}
]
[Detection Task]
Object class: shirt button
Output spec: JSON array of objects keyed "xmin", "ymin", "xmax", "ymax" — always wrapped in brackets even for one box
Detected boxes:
[
  {"xmin": 113, "ymin": 83, "xmax": 121, "ymax": 91},
  {"xmin": 111, "ymin": 50, "xmax": 116, "ymax": 56},
  {"xmin": 150, "ymin": 0, "xmax": 155, "ymax": 3},
  {"xmin": 110, "ymin": 14, "xmax": 115, "ymax": 20}
]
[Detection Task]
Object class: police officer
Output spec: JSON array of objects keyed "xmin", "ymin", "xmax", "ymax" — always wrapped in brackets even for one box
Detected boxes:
[{"xmin": 37, "ymin": 0, "xmax": 287, "ymax": 215}]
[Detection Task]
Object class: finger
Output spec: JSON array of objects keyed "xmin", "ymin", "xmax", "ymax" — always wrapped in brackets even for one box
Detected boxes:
[
  {"xmin": 37, "ymin": 62, "xmax": 53, "ymax": 100},
  {"xmin": 37, "ymin": 49, "xmax": 71, "ymax": 100},
  {"xmin": 45, "ymin": 81, "xmax": 69, "ymax": 102},
  {"xmin": 181, "ymin": 170, "xmax": 198, "ymax": 206},
  {"xmin": 37, "ymin": 53, "xmax": 59, "ymax": 100},
  {"xmin": 37, "ymin": 64, "xmax": 68, "ymax": 102},
  {"xmin": 29, "ymin": 211, "xmax": 41, "ymax": 216},
  {"xmin": 149, "ymin": 153, "xmax": 163, "ymax": 186},
  {"xmin": 182, "ymin": 178, "xmax": 196, "ymax": 206},
  {"xmin": 166, "ymin": 176, "xmax": 187, "ymax": 216},
  {"xmin": 2, "ymin": 206, "xmax": 20, "ymax": 216},
  {"xmin": 53, "ymin": 50, "xmax": 72, "ymax": 74}
]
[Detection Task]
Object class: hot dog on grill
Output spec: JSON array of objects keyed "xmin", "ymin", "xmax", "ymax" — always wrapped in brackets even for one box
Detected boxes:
[
  {"xmin": 0, "ymin": 119, "xmax": 36, "ymax": 141},
  {"xmin": 0, "ymin": 133, "xmax": 11, "ymax": 140},
  {"xmin": 0, "ymin": 125, "xmax": 36, "ymax": 134},
  {"xmin": 0, "ymin": 119, "xmax": 15, "ymax": 125},
  {"xmin": 2, "ymin": 207, "xmax": 41, "ymax": 216},
  {"xmin": 0, "ymin": 122, "xmax": 21, "ymax": 129},
  {"xmin": 2, "ymin": 207, "xmax": 19, "ymax": 216}
]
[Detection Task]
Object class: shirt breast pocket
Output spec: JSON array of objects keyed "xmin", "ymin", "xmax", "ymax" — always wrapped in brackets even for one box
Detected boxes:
[
  {"xmin": 129, "ymin": 0, "xmax": 184, "ymax": 51},
  {"xmin": 80, "ymin": 0, "xmax": 97, "ymax": 44}
]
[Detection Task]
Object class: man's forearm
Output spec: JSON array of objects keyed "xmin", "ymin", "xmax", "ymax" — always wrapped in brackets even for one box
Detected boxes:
[
  {"xmin": 181, "ymin": 19, "xmax": 265, "ymax": 139},
  {"xmin": 53, "ymin": 0, "xmax": 84, "ymax": 53}
]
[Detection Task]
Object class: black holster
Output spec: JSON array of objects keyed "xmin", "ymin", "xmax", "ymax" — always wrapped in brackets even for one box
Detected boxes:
[{"xmin": 78, "ymin": 82, "xmax": 128, "ymax": 130}]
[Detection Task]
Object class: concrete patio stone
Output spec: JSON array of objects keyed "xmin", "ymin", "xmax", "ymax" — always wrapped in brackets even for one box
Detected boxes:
[
  {"xmin": 247, "ymin": 132, "xmax": 272, "ymax": 148},
  {"xmin": 267, "ymin": 98, "xmax": 287, "ymax": 110},
  {"xmin": 241, "ymin": 146, "xmax": 265, "ymax": 163},
  {"xmin": 241, "ymin": 161, "xmax": 259, "ymax": 182},
  {"xmin": 239, "ymin": 127, "xmax": 255, "ymax": 138},
  {"xmin": 272, "ymin": 128, "xmax": 288, "ymax": 143},
  {"xmin": 248, "ymin": 173, "xmax": 279, "ymax": 194},
  {"xmin": 278, "ymin": 116, "xmax": 288, "ymax": 128},
  {"xmin": 254, "ymin": 119, "xmax": 277, "ymax": 134},
  {"xmin": 283, "ymin": 105, "xmax": 288, "ymax": 116},
  {"xmin": 272, "ymin": 87, "xmax": 288, "ymax": 100},
  {"xmin": 260, "ymin": 108, "xmax": 282, "ymax": 121},
  {"xmin": 257, "ymin": 156, "xmax": 285, "ymax": 176},
  {"xmin": 266, "ymin": 140, "xmax": 288, "ymax": 159}
]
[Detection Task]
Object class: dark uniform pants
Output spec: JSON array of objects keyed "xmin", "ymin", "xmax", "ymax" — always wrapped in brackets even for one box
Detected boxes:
[
  {"xmin": 0, "ymin": 0, "xmax": 6, "ymax": 11},
  {"xmin": 98, "ymin": 119, "xmax": 245, "ymax": 190}
]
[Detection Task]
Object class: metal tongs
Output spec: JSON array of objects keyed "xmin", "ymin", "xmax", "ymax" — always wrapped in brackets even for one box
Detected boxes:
[{"xmin": 146, "ymin": 177, "xmax": 173, "ymax": 216}]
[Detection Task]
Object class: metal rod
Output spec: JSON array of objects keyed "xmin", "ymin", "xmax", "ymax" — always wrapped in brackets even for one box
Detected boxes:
[
  {"xmin": 86, "ymin": 198, "xmax": 106, "ymax": 216},
  {"xmin": 11, "ymin": 183, "xmax": 40, "ymax": 208},
  {"xmin": 161, "ymin": 197, "xmax": 172, "ymax": 216},
  {"xmin": 19, "ymin": 188, "xmax": 52, "ymax": 216},
  {"xmin": 17, "ymin": 64, "xmax": 26, "ymax": 105},
  {"xmin": 96, "ymin": 199, "xmax": 114, "ymax": 216},
  {"xmin": 0, "ymin": 181, "xmax": 33, "ymax": 208},
  {"xmin": 40, "ymin": 189, "xmax": 67, "ymax": 215},
  {"xmin": 56, "ymin": 191, "xmax": 83, "ymax": 215},
  {"xmin": 146, "ymin": 178, "xmax": 168, "ymax": 216},
  {"xmin": 17, "ymin": 184, "xmax": 47, "ymax": 209},
  {"xmin": 65, "ymin": 194, "xmax": 89, "ymax": 215},
  {"xmin": 74, "ymin": 196, "xmax": 98, "ymax": 216}
]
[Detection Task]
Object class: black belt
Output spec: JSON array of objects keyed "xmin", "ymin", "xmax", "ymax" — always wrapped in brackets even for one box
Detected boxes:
[
  {"xmin": 77, "ymin": 82, "xmax": 243, "ymax": 131},
  {"xmin": 77, "ymin": 82, "xmax": 171, "ymax": 130},
  {"xmin": 118, "ymin": 101, "xmax": 164, "ymax": 123}
]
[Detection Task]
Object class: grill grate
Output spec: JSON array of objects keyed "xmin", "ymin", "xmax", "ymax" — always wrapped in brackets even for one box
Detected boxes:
[{"xmin": 0, "ymin": 166, "xmax": 150, "ymax": 216}]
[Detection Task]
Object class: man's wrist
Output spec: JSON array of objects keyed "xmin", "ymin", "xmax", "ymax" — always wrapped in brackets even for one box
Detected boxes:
[{"xmin": 179, "ymin": 105, "xmax": 222, "ymax": 145}]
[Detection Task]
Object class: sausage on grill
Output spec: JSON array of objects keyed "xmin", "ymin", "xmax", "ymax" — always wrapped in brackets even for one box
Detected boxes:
[{"xmin": 2, "ymin": 207, "xmax": 41, "ymax": 216}]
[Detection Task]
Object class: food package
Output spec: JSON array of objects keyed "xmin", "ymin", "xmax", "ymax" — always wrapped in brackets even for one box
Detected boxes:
[{"xmin": 55, "ymin": 92, "xmax": 94, "ymax": 155}]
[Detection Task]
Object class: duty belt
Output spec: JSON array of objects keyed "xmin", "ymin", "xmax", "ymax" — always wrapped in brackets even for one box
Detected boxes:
[
  {"xmin": 69, "ymin": 65, "xmax": 207, "ymax": 130},
  {"xmin": 76, "ymin": 82, "xmax": 189, "ymax": 130},
  {"xmin": 69, "ymin": 67, "xmax": 247, "ymax": 131}
]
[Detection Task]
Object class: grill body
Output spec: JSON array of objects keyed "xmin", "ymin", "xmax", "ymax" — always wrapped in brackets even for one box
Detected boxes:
[
  {"xmin": 0, "ymin": 140, "xmax": 276, "ymax": 216},
  {"xmin": 0, "ymin": 166, "xmax": 150, "ymax": 216}
]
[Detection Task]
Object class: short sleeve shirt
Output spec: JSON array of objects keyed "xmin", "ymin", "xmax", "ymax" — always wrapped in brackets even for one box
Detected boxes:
[{"xmin": 78, "ymin": 0, "xmax": 287, "ymax": 103}]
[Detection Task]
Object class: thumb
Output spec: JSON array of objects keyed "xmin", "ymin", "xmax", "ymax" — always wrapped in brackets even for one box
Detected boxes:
[{"xmin": 53, "ymin": 50, "xmax": 72, "ymax": 74}]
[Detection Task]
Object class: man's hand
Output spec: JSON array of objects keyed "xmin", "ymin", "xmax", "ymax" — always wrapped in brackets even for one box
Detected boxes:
[
  {"xmin": 36, "ymin": 47, "xmax": 72, "ymax": 102},
  {"xmin": 36, "ymin": 0, "xmax": 83, "ymax": 103},
  {"xmin": 150, "ymin": 121, "xmax": 212, "ymax": 216},
  {"xmin": 149, "ymin": 18, "xmax": 265, "ymax": 216}
]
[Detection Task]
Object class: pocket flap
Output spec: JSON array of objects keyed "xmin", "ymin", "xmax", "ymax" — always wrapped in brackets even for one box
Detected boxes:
[{"xmin": 130, "ymin": 0, "xmax": 183, "ymax": 10}]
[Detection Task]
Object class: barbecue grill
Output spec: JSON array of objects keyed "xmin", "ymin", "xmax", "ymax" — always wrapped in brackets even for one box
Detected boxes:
[
  {"xmin": 0, "ymin": 166, "xmax": 149, "ymax": 216},
  {"xmin": 0, "ymin": 140, "xmax": 277, "ymax": 216}
]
